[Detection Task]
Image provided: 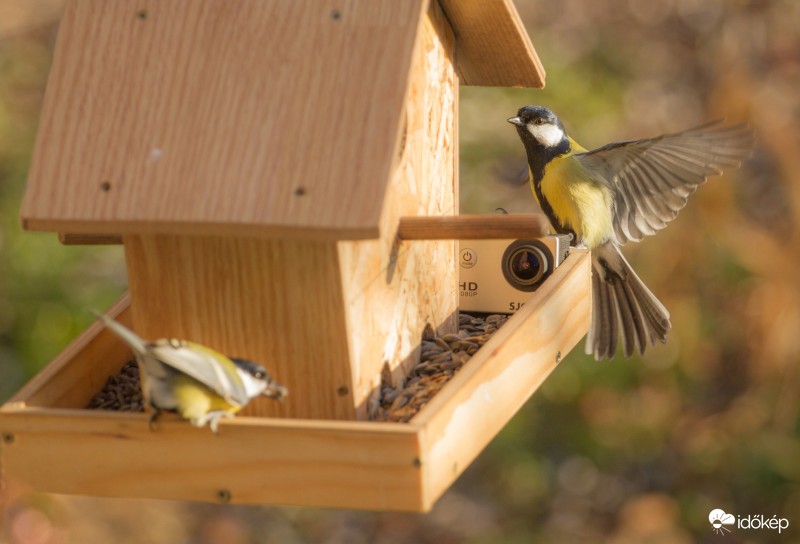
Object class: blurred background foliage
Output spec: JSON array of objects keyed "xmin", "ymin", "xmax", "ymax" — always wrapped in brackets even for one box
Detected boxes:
[{"xmin": 1, "ymin": 0, "xmax": 798, "ymax": 542}]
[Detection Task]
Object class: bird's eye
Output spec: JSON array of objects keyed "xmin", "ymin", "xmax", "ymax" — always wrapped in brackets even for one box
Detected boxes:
[
  {"xmin": 534, "ymin": 118, "xmax": 546, "ymax": 125},
  {"xmin": 254, "ymin": 371, "xmax": 265, "ymax": 379}
]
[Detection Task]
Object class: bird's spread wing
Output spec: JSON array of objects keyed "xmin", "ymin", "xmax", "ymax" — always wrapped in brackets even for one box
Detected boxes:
[
  {"xmin": 575, "ymin": 121, "xmax": 753, "ymax": 244},
  {"xmin": 148, "ymin": 340, "xmax": 248, "ymax": 405}
]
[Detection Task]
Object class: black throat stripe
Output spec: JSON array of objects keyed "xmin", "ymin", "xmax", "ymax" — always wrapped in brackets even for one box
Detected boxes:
[{"xmin": 524, "ymin": 138, "xmax": 575, "ymax": 240}]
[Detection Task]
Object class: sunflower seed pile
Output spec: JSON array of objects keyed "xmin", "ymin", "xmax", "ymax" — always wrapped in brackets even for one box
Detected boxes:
[
  {"xmin": 371, "ymin": 313, "xmax": 508, "ymax": 423},
  {"xmin": 86, "ymin": 360, "xmax": 144, "ymax": 412}
]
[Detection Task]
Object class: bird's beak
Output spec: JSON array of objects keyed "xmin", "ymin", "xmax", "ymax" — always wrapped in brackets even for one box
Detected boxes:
[
  {"xmin": 262, "ymin": 382, "xmax": 288, "ymax": 400},
  {"xmin": 507, "ymin": 116, "xmax": 524, "ymax": 126}
]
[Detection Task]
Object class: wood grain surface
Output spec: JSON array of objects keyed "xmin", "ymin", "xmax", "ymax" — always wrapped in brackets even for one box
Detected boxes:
[
  {"xmin": 0, "ymin": 407, "xmax": 425, "ymax": 510},
  {"xmin": 124, "ymin": 234, "xmax": 357, "ymax": 420},
  {"xmin": 21, "ymin": 0, "xmax": 427, "ymax": 239},
  {"xmin": 439, "ymin": 0, "xmax": 545, "ymax": 87}
]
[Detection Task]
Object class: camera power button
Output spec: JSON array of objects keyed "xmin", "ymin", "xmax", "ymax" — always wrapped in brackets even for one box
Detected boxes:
[{"xmin": 459, "ymin": 248, "xmax": 477, "ymax": 269}]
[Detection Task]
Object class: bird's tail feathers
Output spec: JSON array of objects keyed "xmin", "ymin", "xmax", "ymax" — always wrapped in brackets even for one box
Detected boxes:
[
  {"xmin": 92, "ymin": 311, "xmax": 149, "ymax": 356},
  {"xmin": 586, "ymin": 243, "xmax": 671, "ymax": 360}
]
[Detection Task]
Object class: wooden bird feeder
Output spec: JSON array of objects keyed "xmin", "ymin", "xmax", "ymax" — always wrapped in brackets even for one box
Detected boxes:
[{"xmin": 0, "ymin": 0, "xmax": 591, "ymax": 511}]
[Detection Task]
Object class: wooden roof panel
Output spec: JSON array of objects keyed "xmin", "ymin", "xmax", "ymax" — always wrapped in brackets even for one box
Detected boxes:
[
  {"xmin": 21, "ymin": 0, "xmax": 428, "ymax": 239},
  {"xmin": 439, "ymin": 0, "xmax": 545, "ymax": 88}
]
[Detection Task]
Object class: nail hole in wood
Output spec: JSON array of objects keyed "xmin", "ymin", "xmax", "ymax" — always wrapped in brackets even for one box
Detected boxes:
[
  {"xmin": 294, "ymin": 186, "xmax": 306, "ymax": 197},
  {"xmin": 337, "ymin": 385, "xmax": 349, "ymax": 397},
  {"xmin": 330, "ymin": 9, "xmax": 342, "ymax": 21},
  {"xmin": 216, "ymin": 489, "xmax": 231, "ymax": 503},
  {"xmin": 136, "ymin": 9, "xmax": 147, "ymax": 20},
  {"xmin": 100, "ymin": 181, "xmax": 111, "ymax": 192}
]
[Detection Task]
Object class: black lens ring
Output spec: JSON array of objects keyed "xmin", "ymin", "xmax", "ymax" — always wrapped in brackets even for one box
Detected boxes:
[{"xmin": 501, "ymin": 239, "xmax": 554, "ymax": 292}]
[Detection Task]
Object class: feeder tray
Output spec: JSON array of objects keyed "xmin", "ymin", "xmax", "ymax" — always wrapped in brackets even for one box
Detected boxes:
[{"xmin": 0, "ymin": 250, "xmax": 589, "ymax": 511}]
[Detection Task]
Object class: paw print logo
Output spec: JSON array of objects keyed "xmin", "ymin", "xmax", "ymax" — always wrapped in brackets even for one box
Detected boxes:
[{"xmin": 709, "ymin": 509, "xmax": 735, "ymax": 535}]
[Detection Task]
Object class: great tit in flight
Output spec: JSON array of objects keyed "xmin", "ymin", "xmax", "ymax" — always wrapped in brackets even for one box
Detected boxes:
[{"xmin": 508, "ymin": 106, "xmax": 753, "ymax": 360}]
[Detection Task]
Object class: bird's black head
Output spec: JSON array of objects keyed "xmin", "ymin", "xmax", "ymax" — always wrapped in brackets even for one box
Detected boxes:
[
  {"xmin": 231, "ymin": 357, "xmax": 288, "ymax": 399},
  {"xmin": 231, "ymin": 357, "xmax": 271, "ymax": 381},
  {"xmin": 507, "ymin": 105, "xmax": 568, "ymax": 151}
]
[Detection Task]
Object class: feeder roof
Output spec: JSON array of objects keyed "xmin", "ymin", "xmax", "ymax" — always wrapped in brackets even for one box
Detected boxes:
[{"xmin": 21, "ymin": 0, "xmax": 544, "ymax": 240}]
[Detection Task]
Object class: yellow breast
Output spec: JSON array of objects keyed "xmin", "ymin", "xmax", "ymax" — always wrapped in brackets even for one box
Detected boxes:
[
  {"xmin": 537, "ymin": 152, "xmax": 614, "ymax": 249},
  {"xmin": 173, "ymin": 375, "xmax": 241, "ymax": 423}
]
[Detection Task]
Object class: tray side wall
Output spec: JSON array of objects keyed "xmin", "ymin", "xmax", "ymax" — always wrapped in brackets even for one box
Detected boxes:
[
  {"xmin": 9, "ymin": 295, "xmax": 133, "ymax": 409},
  {"xmin": 0, "ymin": 409, "xmax": 425, "ymax": 511},
  {"xmin": 416, "ymin": 251, "xmax": 591, "ymax": 508}
]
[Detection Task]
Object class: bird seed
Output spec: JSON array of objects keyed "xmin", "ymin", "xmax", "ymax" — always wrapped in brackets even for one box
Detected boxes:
[
  {"xmin": 86, "ymin": 313, "xmax": 507, "ymax": 421},
  {"xmin": 370, "ymin": 313, "xmax": 508, "ymax": 423},
  {"xmin": 86, "ymin": 360, "xmax": 144, "ymax": 412}
]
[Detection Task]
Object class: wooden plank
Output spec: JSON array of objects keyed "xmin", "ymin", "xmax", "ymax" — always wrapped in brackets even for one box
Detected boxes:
[
  {"xmin": 57, "ymin": 214, "xmax": 551, "ymax": 245},
  {"xmin": 21, "ymin": 0, "xmax": 428, "ymax": 239},
  {"xmin": 398, "ymin": 213, "xmax": 549, "ymax": 240},
  {"xmin": 124, "ymin": 235, "xmax": 355, "ymax": 420},
  {"xmin": 10, "ymin": 294, "xmax": 133, "ymax": 409},
  {"xmin": 338, "ymin": 0, "xmax": 458, "ymax": 419},
  {"xmin": 0, "ymin": 408, "xmax": 425, "ymax": 511},
  {"xmin": 415, "ymin": 250, "xmax": 591, "ymax": 508},
  {"xmin": 439, "ymin": 0, "xmax": 545, "ymax": 88}
]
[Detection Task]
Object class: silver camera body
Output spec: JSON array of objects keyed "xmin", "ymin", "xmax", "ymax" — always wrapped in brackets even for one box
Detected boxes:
[{"xmin": 459, "ymin": 234, "xmax": 572, "ymax": 314}]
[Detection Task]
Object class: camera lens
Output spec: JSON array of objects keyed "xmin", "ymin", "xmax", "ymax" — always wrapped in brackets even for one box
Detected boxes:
[
  {"xmin": 501, "ymin": 241, "xmax": 553, "ymax": 292},
  {"xmin": 509, "ymin": 247, "xmax": 546, "ymax": 282}
]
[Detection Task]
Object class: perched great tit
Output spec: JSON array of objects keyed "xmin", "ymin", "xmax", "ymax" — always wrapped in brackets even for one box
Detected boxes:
[
  {"xmin": 508, "ymin": 106, "xmax": 753, "ymax": 360},
  {"xmin": 95, "ymin": 313, "xmax": 287, "ymax": 432}
]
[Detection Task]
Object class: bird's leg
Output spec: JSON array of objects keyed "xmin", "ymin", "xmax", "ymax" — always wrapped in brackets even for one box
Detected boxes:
[
  {"xmin": 148, "ymin": 408, "xmax": 162, "ymax": 431},
  {"xmin": 194, "ymin": 411, "xmax": 235, "ymax": 434}
]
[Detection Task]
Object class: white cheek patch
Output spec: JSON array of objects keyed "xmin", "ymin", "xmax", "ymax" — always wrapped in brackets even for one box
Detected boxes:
[
  {"xmin": 238, "ymin": 370, "xmax": 268, "ymax": 398},
  {"xmin": 527, "ymin": 123, "xmax": 564, "ymax": 147}
]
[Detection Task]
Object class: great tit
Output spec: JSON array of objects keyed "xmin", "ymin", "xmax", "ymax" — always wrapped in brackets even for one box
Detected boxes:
[
  {"xmin": 95, "ymin": 313, "xmax": 287, "ymax": 432},
  {"xmin": 508, "ymin": 106, "xmax": 753, "ymax": 360}
]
